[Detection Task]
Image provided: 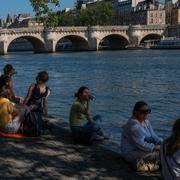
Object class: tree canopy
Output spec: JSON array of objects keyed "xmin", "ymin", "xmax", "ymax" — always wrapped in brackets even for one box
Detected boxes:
[
  {"xmin": 30, "ymin": 0, "xmax": 60, "ymax": 27},
  {"xmin": 30, "ymin": 1, "xmax": 115, "ymax": 27},
  {"xmin": 59, "ymin": 2, "xmax": 115, "ymax": 26}
]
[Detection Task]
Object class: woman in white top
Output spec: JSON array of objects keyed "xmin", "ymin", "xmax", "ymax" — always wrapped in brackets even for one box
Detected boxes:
[{"xmin": 160, "ymin": 118, "xmax": 180, "ymax": 180}]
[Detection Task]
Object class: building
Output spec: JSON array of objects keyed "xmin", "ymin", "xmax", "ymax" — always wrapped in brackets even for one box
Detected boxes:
[
  {"xmin": 113, "ymin": 0, "xmax": 132, "ymax": 25},
  {"xmin": 165, "ymin": 0, "xmax": 180, "ymax": 24},
  {"xmin": 113, "ymin": 0, "xmax": 165, "ymax": 25},
  {"xmin": 76, "ymin": 0, "xmax": 104, "ymax": 9},
  {"xmin": 133, "ymin": 1, "xmax": 165, "ymax": 25},
  {"xmin": 7, "ymin": 14, "xmax": 43, "ymax": 28}
]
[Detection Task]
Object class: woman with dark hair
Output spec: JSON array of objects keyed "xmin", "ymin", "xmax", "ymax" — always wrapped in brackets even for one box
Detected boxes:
[
  {"xmin": 160, "ymin": 119, "xmax": 180, "ymax": 180},
  {"xmin": 0, "ymin": 64, "xmax": 23, "ymax": 103},
  {"xmin": 23, "ymin": 71, "xmax": 51, "ymax": 136},
  {"xmin": 24, "ymin": 71, "xmax": 50, "ymax": 115},
  {"xmin": 121, "ymin": 101, "xmax": 162, "ymax": 172},
  {"xmin": 69, "ymin": 86, "xmax": 106, "ymax": 144}
]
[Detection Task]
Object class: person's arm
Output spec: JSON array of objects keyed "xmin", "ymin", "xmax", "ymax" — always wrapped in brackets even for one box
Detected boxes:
[
  {"xmin": 43, "ymin": 89, "xmax": 51, "ymax": 116},
  {"xmin": 130, "ymin": 121, "xmax": 156, "ymax": 152},
  {"xmin": 85, "ymin": 100, "xmax": 93, "ymax": 123},
  {"xmin": 147, "ymin": 120, "xmax": 163, "ymax": 144},
  {"xmin": 23, "ymin": 84, "xmax": 35, "ymax": 105},
  {"xmin": 8, "ymin": 79, "xmax": 16, "ymax": 100},
  {"xmin": 7, "ymin": 101, "xmax": 19, "ymax": 119}
]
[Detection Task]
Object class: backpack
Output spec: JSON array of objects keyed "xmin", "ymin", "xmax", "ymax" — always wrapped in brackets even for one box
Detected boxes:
[{"xmin": 23, "ymin": 111, "xmax": 44, "ymax": 137}]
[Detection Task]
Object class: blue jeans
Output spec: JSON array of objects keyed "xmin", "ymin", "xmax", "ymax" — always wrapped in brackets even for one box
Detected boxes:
[{"xmin": 71, "ymin": 115, "xmax": 103, "ymax": 142}]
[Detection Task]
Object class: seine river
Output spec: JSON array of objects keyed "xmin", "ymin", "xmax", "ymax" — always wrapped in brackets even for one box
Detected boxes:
[{"xmin": 0, "ymin": 50, "xmax": 179, "ymax": 143}]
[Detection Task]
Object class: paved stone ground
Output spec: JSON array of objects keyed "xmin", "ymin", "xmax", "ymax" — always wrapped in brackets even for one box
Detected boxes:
[{"xmin": 0, "ymin": 118, "xmax": 162, "ymax": 180}]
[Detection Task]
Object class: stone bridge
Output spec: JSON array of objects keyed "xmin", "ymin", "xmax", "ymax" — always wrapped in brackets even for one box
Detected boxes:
[{"xmin": 0, "ymin": 25, "xmax": 167, "ymax": 55}]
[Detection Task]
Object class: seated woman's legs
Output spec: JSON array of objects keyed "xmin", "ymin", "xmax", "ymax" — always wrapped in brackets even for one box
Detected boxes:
[
  {"xmin": 71, "ymin": 126, "xmax": 92, "ymax": 144},
  {"xmin": 82, "ymin": 116, "xmax": 104, "ymax": 137}
]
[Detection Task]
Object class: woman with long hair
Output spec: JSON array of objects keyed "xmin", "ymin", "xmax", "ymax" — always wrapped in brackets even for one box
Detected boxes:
[
  {"xmin": 23, "ymin": 71, "xmax": 51, "ymax": 136},
  {"xmin": 121, "ymin": 101, "xmax": 162, "ymax": 172},
  {"xmin": 160, "ymin": 118, "xmax": 180, "ymax": 180},
  {"xmin": 69, "ymin": 86, "xmax": 106, "ymax": 144}
]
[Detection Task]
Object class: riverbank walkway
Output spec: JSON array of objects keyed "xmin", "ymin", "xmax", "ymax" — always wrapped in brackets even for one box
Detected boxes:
[{"xmin": 0, "ymin": 117, "xmax": 161, "ymax": 179}]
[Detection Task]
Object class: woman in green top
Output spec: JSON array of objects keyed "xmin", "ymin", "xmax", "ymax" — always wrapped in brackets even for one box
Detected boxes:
[{"xmin": 69, "ymin": 86, "xmax": 106, "ymax": 144}]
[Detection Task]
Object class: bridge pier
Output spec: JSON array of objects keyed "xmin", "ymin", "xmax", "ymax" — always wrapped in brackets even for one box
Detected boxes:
[
  {"xmin": 88, "ymin": 38, "xmax": 99, "ymax": 51},
  {"xmin": 0, "ymin": 41, "xmax": 8, "ymax": 55},
  {"xmin": 44, "ymin": 39, "xmax": 56, "ymax": 53}
]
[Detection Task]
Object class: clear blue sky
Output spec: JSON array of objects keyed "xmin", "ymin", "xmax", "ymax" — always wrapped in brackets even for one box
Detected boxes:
[{"xmin": 0, "ymin": 0, "xmax": 75, "ymax": 18}]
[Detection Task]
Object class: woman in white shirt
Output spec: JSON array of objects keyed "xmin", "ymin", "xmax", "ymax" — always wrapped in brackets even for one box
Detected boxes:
[{"xmin": 160, "ymin": 118, "xmax": 180, "ymax": 180}]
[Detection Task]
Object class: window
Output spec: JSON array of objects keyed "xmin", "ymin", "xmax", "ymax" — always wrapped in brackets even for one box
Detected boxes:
[{"xmin": 150, "ymin": 18, "xmax": 153, "ymax": 24}]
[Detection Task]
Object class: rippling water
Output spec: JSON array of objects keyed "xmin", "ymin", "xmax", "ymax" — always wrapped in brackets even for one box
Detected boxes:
[{"xmin": 0, "ymin": 50, "xmax": 180, "ymax": 143}]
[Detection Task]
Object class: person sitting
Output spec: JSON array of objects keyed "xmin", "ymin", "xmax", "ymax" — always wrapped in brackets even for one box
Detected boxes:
[
  {"xmin": 23, "ymin": 71, "xmax": 50, "ymax": 115},
  {"xmin": 121, "ymin": 101, "xmax": 162, "ymax": 172},
  {"xmin": 0, "ymin": 86, "xmax": 22, "ymax": 133},
  {"xmin": 23, "ymin": 71, "xmax": 51, "ymax": 136},
  {"xmin": 0, "ymin": 64, "xmax": 23, "ymax": 104},
  {"xmin": 69, "ymin": 86, "xmax": 107, "ymax": 144},
  {"xmin": 160, "ymin": 118, "xmax": 180, "ymax": 180}
]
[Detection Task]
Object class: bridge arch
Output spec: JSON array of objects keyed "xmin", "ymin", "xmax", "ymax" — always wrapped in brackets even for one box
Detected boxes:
[
  {"xmin": 139, "ymin": 33, "xmax": 162, "ymax": 46},
  {"xmin": 98, "ymin": 34, "xmax": 129, "ymax": 50},
  {"xmin": 55, "ymin": 35, "xmax": 89, "ymax": 51},
  {"xmin": 7, "ymin": 35, "xmax": 46, "ymax": 53}
]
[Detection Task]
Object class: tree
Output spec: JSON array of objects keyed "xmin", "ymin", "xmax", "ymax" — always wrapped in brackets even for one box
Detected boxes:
[
  {"xmin": 30, "ymin": 0, "xmax": 60, "ymax": 27},
  {"xmin": 30, "ymin": 0, "xmax": 115, "ymax": 27},
  {"xmin": 56, "ymin": 1, "xmax": 114, "ymax": 26},
  {"xmin": 57, "ymin": 13, "xmax": 75, "ymax": 26}
]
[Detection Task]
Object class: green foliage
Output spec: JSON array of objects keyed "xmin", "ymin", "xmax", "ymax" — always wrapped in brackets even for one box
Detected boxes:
[
  {"xmin": 57, "ymin": 13, "xmax": 75, "ymax": 26},
  {"xmin": 57, "ymin": 1, "xmax": 115, "ymax": 26},
  {"xmin": 46, "ymin": 12, "xmax": 59, "ymax": 27},
  {"xmin": 30, "ymin": 0, "xmax": 60, "ymax": 27},
  {"xmin": 30, "ymin": 0, "xmax": 114, "ymax": 27}
]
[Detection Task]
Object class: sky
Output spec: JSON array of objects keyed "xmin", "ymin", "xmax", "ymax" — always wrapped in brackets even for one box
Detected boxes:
[{"xmin": 0, "ymin": 0, "xmax": 75, "ymax": 18}]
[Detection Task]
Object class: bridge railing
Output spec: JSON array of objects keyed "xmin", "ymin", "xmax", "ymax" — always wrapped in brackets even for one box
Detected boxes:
[
  {"xmin": 89, "ymin": 26, "xmax": 129, "ymax": 31},
  {"xmin": 131, "ymin": 25, "xmax": 167, "ymax": 30},
  {"xmin": 47, "ymin": 26, "xmax": 88, "ymax": 32},
  {"xmin": 0, "ymin": 25, "xmax": 167, "ymax": 35},
  {"xmin": 0, "ymin": 27, "xmax": 44, "ymax": 34}
]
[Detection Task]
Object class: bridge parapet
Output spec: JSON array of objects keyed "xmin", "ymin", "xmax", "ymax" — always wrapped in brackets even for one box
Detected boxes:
[
  {"xmin": 131, "ymin": 25, "xmax": 167, "ymax": 30},
  {"xmin": 0, "ymin": 27, "xmax": 44, "ymax": 35}
]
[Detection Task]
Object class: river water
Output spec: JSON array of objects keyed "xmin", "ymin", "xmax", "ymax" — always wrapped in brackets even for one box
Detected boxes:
[{"xmin": 0, "ymin": 50, "xmax": 180, "ymax": 143}]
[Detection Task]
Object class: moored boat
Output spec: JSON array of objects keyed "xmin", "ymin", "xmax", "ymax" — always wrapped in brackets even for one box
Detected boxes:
[{"xmin": 150, "ymin": 37, "xmax": 180, "ymax": 49}]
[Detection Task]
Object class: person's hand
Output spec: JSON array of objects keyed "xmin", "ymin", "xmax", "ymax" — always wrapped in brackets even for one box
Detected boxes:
[
  {"xmin": 18, "ymin": 97, "xmax": 24, "ymax": 104},
  {"xmin": 153, "ymin": 145, "xmax": 160, "ymax": 152}
]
